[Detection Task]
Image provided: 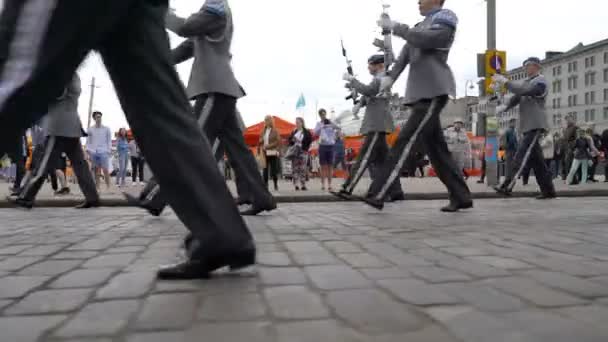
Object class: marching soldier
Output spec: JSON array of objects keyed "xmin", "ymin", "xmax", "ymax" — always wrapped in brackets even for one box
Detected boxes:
[
  {"xmin": 364, "ymin": 0, "xmax": 473, "ymax": 212},
  {"xmin": 492, "ymin": 57, "xmax": 556, "ymax": 199},
  {"xmin": 333, "ymin": 54, "xmax": 404, "ymax": 201}
]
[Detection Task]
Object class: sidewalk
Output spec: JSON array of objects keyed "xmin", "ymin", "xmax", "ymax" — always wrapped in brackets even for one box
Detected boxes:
[
  {"xmin": 1, "ymin": 175, "xmax": 608, "ymax": 208},
  {"xmin": 1, "ymin": 198, "xmax": 608, "ymax": 341}
]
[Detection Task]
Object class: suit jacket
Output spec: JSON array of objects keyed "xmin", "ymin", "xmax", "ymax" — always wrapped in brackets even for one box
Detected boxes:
[
  {"xmin": 42, "ymin": 74, "xmax": 86, "ymax": 138},
  {"xmin": 390, "ymin": 8, "xmax": 458, "ymax": 104},
  {"xmin": 166, "ymin": 0, "xmax": 245, "ymax": 99}
]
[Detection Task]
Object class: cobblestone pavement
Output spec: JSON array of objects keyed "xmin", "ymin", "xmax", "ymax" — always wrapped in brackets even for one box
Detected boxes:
[{"xmin": 1, "ymin": 198, "xmax": 608, "ymax": 341}]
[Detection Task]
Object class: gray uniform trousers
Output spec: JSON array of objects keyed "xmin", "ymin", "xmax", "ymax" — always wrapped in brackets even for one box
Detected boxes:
[
  {"xmin": 0, "ymin": 0, "xmax": 252, "ymax": 260},
  {"xmin": 368, "ymin": 96, "xmax": 471, "ymax": 205},
  {"xmin": 501, "ymin": 129, "xmax": 555, "ymax": 195},
  {"xmin": 341, "ymin": 132, "xmax": 403, "ymax": 197},
  {"xmin": 19, "ymin": 136, "xmax": 99, "ymax": 202}
]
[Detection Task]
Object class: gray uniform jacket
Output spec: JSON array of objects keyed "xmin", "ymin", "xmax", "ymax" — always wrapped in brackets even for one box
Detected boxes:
[
  {"xmin": 166, "ymin": 0, "xmax": 245, "ymax": 99},
  {"xmin": 504, "ymin": 74, "xmax": 549, "ymax": 133},
  {"xmin": 389, "ymin": 8, "xmax": 458, "ymax": 104},
  {"xmin": 42, "ymin": 74, "xmax": 85, "ymax": 138},
  {"xmin": 348, "ymin": 74, "xmax": 395, "ymax": 134}
]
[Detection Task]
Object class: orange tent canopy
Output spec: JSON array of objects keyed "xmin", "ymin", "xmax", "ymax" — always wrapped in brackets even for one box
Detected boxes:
[{"xmin": 243, "ymin": 116, "xmax": 297, "ymax": 146}]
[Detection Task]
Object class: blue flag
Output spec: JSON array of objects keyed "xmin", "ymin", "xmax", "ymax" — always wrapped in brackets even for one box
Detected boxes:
[{"xmin": 296, "ymin": 93, "xmax": 306, "ymax": 110}]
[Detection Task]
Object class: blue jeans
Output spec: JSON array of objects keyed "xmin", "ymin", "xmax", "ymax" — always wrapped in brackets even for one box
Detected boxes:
[{"xmin": 117, "ymin": 152, "xmax": 129, "ymax": 185}]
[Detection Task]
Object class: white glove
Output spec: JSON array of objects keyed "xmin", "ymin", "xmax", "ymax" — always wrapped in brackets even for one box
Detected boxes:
[
  {"xmin": 352, "ymin": 103, "xmax": 362, "ymax": 116},
  {"xmin": 496, "ymin": 104, "xmax": 507, "ymax": 114},
  {"xmin": 492, "ymin": 74, "xmax": 508, "ymax": 85},
  {"xmin": 342, "ymin": 72, "xmax": 355, "ymax": 82},
  {"xmin": 379, "ymin": 76, "xmax": 394, "ymax": 92},
  {"xmin": 377, "ymin": 16, "xmax": 397, "ymax": 31}
]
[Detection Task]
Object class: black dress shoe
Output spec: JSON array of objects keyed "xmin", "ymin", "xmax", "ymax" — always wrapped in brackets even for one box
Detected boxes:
[
  {"xmin": 440, "ymin": 201, "xmax": 473, "ymax": 213},
  {"xmin": 239, "ymin": 202, "xmax": 277, "ymax": 216},
  {"xmin": 362, "ymin": 196, "xmax": 384, "ymax": 210},
  {"xmin": 157, "ymin": 247, "xmax": 256, "ymax": 280},
  {"xmin": 493, "ymin": 185, "xmax": 512, "ymax": 196},
  {"xmin": 476, "ymin": 179, "xmax": 485, "ymax": 184},
  {"xmin": 389, "ymin": 193, "xmax": 406, "ymax": 202},
  {"xmin": 6, "ymin": 196, "xmax": 33, "ymax": 209},
  {"xmin": 330, "ymin": 189, "xmax": 353, "ymax": 200},
  {"xmin": 123, "ymin": 193, "xmax": 163, "ymax": 216},
  {"xmin": 54, "ymin": 187, "xmax": 71, "ymax": 195},
  {"xmin": 75, "ymin": 201, "xmax": 100, "ymax": 209},
  {"xmin": 536, "ymin": 193, "xmax": 556, "ymax": 200}
]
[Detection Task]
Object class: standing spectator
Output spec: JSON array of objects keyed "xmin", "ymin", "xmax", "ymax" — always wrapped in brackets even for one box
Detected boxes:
[
  {"xmin": 540, "ymin": 132, "xmax": 554, "ymax": 176},
  {"xmin": 333, "ymin": 130, "xmax": 346, "ymax": 171},
  {"xmin": 566, "ymin": 129, "xmax": 598, "ymax": 185},
  {"xmin": 587, "ymin": 123, "xmax": 602, "ymax": 182},
  {"xmin": 115, "ymin": 128, "xmax": 130, "ymax": 188},
  {"xmin": 288, "ymin": 117, "xmax": 312, "ymax": 191},
  {"xmin": 129, "ymin": 139, "xmax": 145, "ymax": 186},
  {"xmin": 259, "ymin": 115, "xmax": 281, "ymax": 192},
  {"xmin": 503, "ymin": 119, "xmax": 518, "ymax": 181},
  {"xmin": 86, "ymin": 111, "xmax": 112, "ymax": 190},
  {"xmin": 444, "ymin": 118, "xmax": 471, "ymax": 179},
  {"xmin": 552, "ymin": 132, "xmax": 563, "ymax": 179},
  {"xmin": 314, "ymin": 109, "xmax": 339, "ymax": 191},
  {"xmin": 563, "ymin": 115, "xmax": 579, "ymax": 183},
  {"xmin": 602, "ymin": 128, "xmax": 608, "ymax": 182}
]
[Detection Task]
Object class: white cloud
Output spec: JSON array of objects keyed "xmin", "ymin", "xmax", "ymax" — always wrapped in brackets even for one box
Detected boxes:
[{"xmin": 78, "ymin": 0, "xmax": 608, "ymax": 132}]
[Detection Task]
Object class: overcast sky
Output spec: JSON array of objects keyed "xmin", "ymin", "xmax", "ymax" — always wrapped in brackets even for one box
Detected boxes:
[{"xmin": 77, "ymin": 0, "xmax": 608, "ymax": 131}]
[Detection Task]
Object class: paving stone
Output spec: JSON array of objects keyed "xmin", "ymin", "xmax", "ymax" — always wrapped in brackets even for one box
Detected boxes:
[
  {"xmin": 96, "ymin": 272, "xmax": 156, "ymax": 299},
  {"xmin": 18, "ymin": 260, "xmax": 82, "ymax": 276},
  {"xmin": 284, "ymin": 241, "xmax": 325, "ymax": 253},
  {"xmin": 135, "ymin": 293, "xmax": 198, "ymax": 330},
  {"xmin": 338, "ymin": 253, "xmax": 390, "ymax": 268},
  {"xmin": 276, "ymin": 320, "xmax": 364, "ymax": 342},
  {"xmin": 324, "ymin": 241, "xmax": 363, "ymax": 253},
  {"xmin": 305, "ymin": 265, "xmax": 371, "ymax": 290},
  {"xmin": 425, "ymin": 305, "xmax": 476, "ymax": 322},
  {"xmin": 525, "ymin": 257, "xmax": 608, "ymax": 277},
  {"xmin": 499, "ymin": 310, "xmax": 608, "ymax": 342},
  {"xmin": 54, "ymin": 300, "xmax": 140, "ymax": 338},
  {"xmin": 359, "ymin": 267, "xmax": 410, "ymax": 280},
  {"xmin": 18, "ymin": 244, "xmax": 67, "ymax": 256},
  {"xmin": 264, "ymin": 285, "xmax": 329, "ymax": 319},
  {"xmin": 292, "ymin": 251, "xmax": 340, "ymax": 265},
  {"xmin": 556, "ymin": 305, "xmax": 608, "ymax": 328},
  {"xmin": 0, "ymin": 299, "xmax": 12, "ymax": 310},
  {"xmin": 0, "ymin": 275, "xmax": 50, "ymax": 298},
  {"xmin": 187, "ymin": 322, "xmax": 275, "ymax": 342},
  {"xmin": 0, "ymin": 315, "xmax": 67, "ymax": 342},
  {"xmin": 277, "ymin": 234, "xmax": 310, "ymax": 241},
  {"xmin": 423, "ymin": 238, "xmax": 462, "ymax": 248},
  {"xmin": 439, "ymin": 309, "xmax": 536, "ymax": 342},
  {"xmin": 106, "ymin": 246, "xmax": 147, "ymax": 253},
  {"xmin": 0, "ymin": 245, "xmax": 34, "ymax": 255},
  {"xmin": 256, "ymin": 243, "xmax": 281, "ymax": 252},
  {"xmin": 116, "ymin": 237, "xmax": 154, "ymax": 246},
  {"xmin": 257, "ymin": 252, "xmax": 292, "ymax": 266},
  {"xmin": 465, "ymin": 256, "xmax": 534, "ymax": 270},
  {"xmin": 409, "ymin": 267, "xmax": 472, "ymax": 283},
  {"xmin": 326, "ymin": 289, "xmax": 423, "ymax": 334},
  {"xmin": 589, "ymin": 276, "xmax": 608, "ymax": 286},
  {"xmin": 82, "ymin": 253, "xmax": 138, "ymax": 268},
  {"xmin": 51, "ymin": 251, "xmax": 100, "ymax": 260},
  {"xmin": 438, "ymin": 259, "xmax": 512, "ymax": 278},
  {"xmin": 50, "ymin": 268, "xmax": 116, "ymax": 289},
  {"xmin": 198, "ymin": 293, "xmax": 267, "ymax": 321},
  {"xmin": 69, "ymin": 237, "xmax": 121, "ymax": 251},
  {"xmin": 520, "ymin": 270, "xmax": 608, "ymax": 298},
  {"xmin": 259, "ymin": 267, "xmax": 308, "ymax": 285},
  {"xmin": 127, "ymin": 332, "xmax": 188, "ymax": 342},
  {"xmin": 439, "ymin": 283, "xmax": 525, "ymax": 312},
  {"xmin": 377, "ymin": 279, "xmax": 461, "ymax": 306},
  {"xmin": 483, "ymin": 277, "xmax": 588, "ymax": 307},
  {"xmin": 441, "ymin": 247, "xmax": 492, "ymax": 256},
  {"xmin": 5, "ymin": 288, "xmax": 92, "ymax": 314},
  {"xmin": 0, "ymin": 256, "xmax": 43, "ymax": 271},
  {"xmin": 368, "ymin": 325, "xmax": 462, "ymax": 342}
]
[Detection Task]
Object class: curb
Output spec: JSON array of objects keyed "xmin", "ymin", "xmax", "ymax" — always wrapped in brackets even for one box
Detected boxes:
[{"xmin": 1, "ymin": 190, "xmax": 607, "ymax": 208}]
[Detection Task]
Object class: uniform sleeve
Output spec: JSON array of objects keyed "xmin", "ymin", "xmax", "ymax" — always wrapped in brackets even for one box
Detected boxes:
[
  {"xmin": 348, "ymin": 78, "xmax": 380, "ymax": 97},
  {"xmin": 504, "ymin": 95, "xmax": 521, "ymax": 112},
  {"xmin": 397, "ymin": 10, "xmax": 458, "ymax": 50},
  {"xmin": 165, "ymin": 1, "xmax": 228, "ymax": 38},
  {"xmin": 506, "ymin": 77, "xmax": 548, "ymax": 97},
  {"xmin": 388, "ymin": 45, "xmax": 410, "ymax": 80},
  {"xmin": 171, "ymin": 39, "xmax": 195, "ymax": 65}
]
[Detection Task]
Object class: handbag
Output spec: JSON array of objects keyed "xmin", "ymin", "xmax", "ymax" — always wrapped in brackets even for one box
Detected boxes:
[
  {"xmin": 256, "ymin": 153, "xmax": 266, "ymax": 169},
  {"xmin": 285, "ymin": 145, "xmax": 302, "ymax": 160}
]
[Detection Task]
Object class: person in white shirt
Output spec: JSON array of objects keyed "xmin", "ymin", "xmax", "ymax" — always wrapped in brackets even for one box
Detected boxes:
[
  {"xmin": 314, "ymin": 109, "xmax": 340, "ymax": 191},
  {"xmin": 86, "ymin": 111, "xmax": 113, "ymax": 189}
]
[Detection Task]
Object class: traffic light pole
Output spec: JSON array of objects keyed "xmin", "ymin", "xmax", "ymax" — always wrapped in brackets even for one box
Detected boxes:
[{"xmin": 485, "ymin": 0, "xmax": 499, "ymax": 186}]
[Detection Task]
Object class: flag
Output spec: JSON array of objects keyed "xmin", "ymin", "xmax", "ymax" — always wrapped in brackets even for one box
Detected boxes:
[{"xmin": 296, "ymin": 93, "xmax": 306, "ymax": 110}]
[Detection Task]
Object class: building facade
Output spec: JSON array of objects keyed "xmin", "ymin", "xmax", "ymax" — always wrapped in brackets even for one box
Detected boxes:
[{"xmin": 503, "ymin": 38, "xmax": 608, "ymax": 133}]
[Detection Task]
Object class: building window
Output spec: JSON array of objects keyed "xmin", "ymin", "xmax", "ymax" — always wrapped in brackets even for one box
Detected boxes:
[
  {"xmin": 572, "ymin": 112, "xmax": 578, "ymax": 122},
  {"xmin": 604, "ymin": 68, "xmax": 608, "ymax": 82},
  {"xmin": 585, "ymin": 92, "xmax": 590, "ymax": 105},
  {"xmin": 591, "ymin": 56, "xmax": 596, "ymax": 67},
  {"xmin": 604, "ymin": 107, "xmax": 608, "ymax": 120},
  {"xmin": 604, "ymin": 88, "xmax": 608, "ymax": 102},
  {"xmin": 605, "ymin": 52, "xmax": 608, "ymax": 64},
  {"xmin": 568, "ymin": 95, "xmax": 572, "ymax": 107},
  {"xmin": 586, "ymin": 57, "xmax": 589, "ymax": 68},
  {"xmin": 573, "ymin": 94, "xmax": 578, "ymax": 106},
  {"xmin": 572, "ymin": 76, "xmax": 578, "ymax": 89},
  {"xmin": 591, "ymin": 72, "xmax": 596, "ymax": 85},
  {"xmin": 557, "ymin": 98, "xmax": 561, "ymax": 108},
  {"xmin": 568, "ymin": 63, "xmax": 572, "ymax": 73},
  {"xmin": 585, "ymin": 110, "xmax": 595, "ymax": 122},
  {"xmin": 591, "ymin": 91, "xmax": 596, "ymax": 104},
  {"xmin": 573, "ymin": 61, "xmax": 578, "ymax": 72}
]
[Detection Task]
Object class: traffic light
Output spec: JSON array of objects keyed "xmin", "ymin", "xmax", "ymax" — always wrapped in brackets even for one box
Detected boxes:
[{"xmin": 484, "ymin": 50, "xmax": 507, "ymax": 95}]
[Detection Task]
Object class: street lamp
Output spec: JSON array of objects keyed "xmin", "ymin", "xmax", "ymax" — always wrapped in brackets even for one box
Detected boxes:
[{"xmin": 464, "ymin": 80, "xmax": 476, "ymax": 98}]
